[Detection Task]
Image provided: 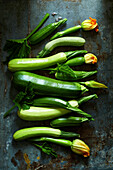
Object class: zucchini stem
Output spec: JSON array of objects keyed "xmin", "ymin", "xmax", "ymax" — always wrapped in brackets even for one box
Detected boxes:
[
  {"xmin": 27, "ymin": 13, "xmax": 50, "ymax": 40},
  {"xmin": 77, "ymin": 94, "xmax": 98, "ymax": 105},
  {"xmin": 30, "ymin": 137, "xmax": 72, "ymax": 147},
  {"xmin": 4, "ymin": 104, "xmax": 16, "ymax": 118},
  {"xmin": 50, "ymin": 25, "xmax": 82, "ymax": 40}
]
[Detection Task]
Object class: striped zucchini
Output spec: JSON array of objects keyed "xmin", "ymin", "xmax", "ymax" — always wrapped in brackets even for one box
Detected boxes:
[{"xmin": 13, "ymin": 71, "xmax": 88, "ymax": 98}]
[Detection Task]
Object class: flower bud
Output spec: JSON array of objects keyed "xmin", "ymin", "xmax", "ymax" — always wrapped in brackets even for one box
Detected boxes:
[
  {"xmin": 84, "ymin": 53, "xmax": 97, "ymax": 64},
  {"xmin": 71, "ymin": 139, "xmax": 90, "ymax": 157},
  {"xmin": 81, "ymin": 17, "xmax": 99, "ymax": 32},
  {"xmin": 83, "ymin": 80, "xmax": 108, "ymax": 88}
]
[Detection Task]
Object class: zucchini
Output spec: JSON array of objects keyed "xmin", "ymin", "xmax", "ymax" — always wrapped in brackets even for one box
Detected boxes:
[
  {"xmin": 38, "ymin": 37, "xmax": 85, "ymax": 58},
  {"xmin": 18, "ymin": 107, "xmax": 71, "ymax": 121},
  {"xmin": 13, "ymin": 71, "xmax": 88, "ymax": 98},
  {"xmin": 13, "ymin": 127, "xmax": 80, "ymax": 141},
  {"xmin": 50, "ymin": 117, "xmax": 89, "ymax": 127},
  {"xmin": 8, "ymin": 52, "xmax": 67, "ymax": 72}
]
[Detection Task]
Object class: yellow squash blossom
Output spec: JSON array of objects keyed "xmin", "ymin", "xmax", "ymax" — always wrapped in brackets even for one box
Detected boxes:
[{"xmin": 81, "ymin": 17, "xmax": 99, "ymax": 32}]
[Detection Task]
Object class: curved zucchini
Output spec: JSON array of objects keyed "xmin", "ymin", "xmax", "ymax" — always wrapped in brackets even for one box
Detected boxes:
[
  {"xmin": 38, "ymin": 37, "xmax": 85, "ymax": 58},
  {"xmin": 8, "ymin": 52, "xmax": 67, "ymax": 72},
  {"xmin": 13, "ymin": 71, "xmax": 88, "ymax": 98}
]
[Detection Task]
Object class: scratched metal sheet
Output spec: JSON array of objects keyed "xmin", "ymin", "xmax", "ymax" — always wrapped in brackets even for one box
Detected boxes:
[{"xmin": 0, "ymin": 0, "xmax": 113, "ymax": 169}]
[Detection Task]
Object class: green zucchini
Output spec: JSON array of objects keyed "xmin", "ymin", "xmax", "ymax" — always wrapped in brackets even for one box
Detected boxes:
[
  {"xmin": 18, "ymin": 95, "xmax": 96, "ymax": 121},
  {"xmin": 29, "ymin": 18, "xmax": 67, "ymax": 44},
  {"xmin": 13, "ymin": 127, "xmax": 80, "ymax": 141},
  {"xmin": 13, "ymin": 71, "xmax": 88, "ymax": 98},
  {"xmin": 8, "ymin": 52, "xmax": 67, "ymax": 72},
  {"xmin": 50, "ymin": 117, "xmax": 89, "ymax": 127}
]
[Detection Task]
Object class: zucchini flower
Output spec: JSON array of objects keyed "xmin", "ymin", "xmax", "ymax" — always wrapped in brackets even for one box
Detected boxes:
[
  {"xmin": 29, "ymin": 137, "xmax": 90, "ymax": 157},
  {"xmin": 71, "ymin": 139, "xmax": 90, "ymax": 157},
  {"xmin": 81, "ymin": 17, "xmax": 99, "ymax": 32},
  {"xmin": 79, "ymin": 80, "xmax": 108, "ymax": 88},
  {"xmin": 84, "ymin": 53, "xmax": 97, "ymax": 64}
]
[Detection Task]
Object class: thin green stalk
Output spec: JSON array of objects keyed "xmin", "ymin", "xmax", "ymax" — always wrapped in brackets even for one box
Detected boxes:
[
  {"xmin": 4, "ymin": 105, "xmax": 16, "ymax": 118},
  {"xmin": 27, "ymin": 13, "xmax": 50, "ymax": 39},
  {"xmin": 69, "ymin": 107, "xmax": 92, "ymax": 118},
  {"xmin": 29, "ymin": 137, "xmax": 72, "ymax": 147},
  {"xmin": 33, "ymin": 142, "xmax": 57, "ymax": 157},
  {"xmin": 65, "ymin": 50, "xmax": 87, "ymax": 60},
  {"xmin": 50, "ymin": 25, "xmax": 82, "ymax": 40},
  {"xmin": 77, "ymin": 94, "xmax": 98, "ymax": 105}
]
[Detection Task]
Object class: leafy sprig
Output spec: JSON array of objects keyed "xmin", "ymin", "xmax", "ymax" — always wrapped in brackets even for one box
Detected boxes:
[
  {"xmin": 3, "ymin": 13, "xmax": 49, "ymax": 63},
  {"xmin": 33, "ymin": 142, "xmax": 57, "ymax": 158},
  {"xmin": 4, "ymin": 82, "xmax": 36, "ymax": 118}
]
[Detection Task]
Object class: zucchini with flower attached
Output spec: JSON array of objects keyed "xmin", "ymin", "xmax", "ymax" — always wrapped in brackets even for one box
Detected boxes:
[
  {"xmin": 29, "ymin": 137, "xmax": 90, "ymax": 157},
  {"xmin": 8, "ymin": 50, "xmax": 87, "ymax": 72},
  {"xmin": 65, "ymin": 53, "xmax": 97, "ymax": 66},
  {"xmin": 50, "ymin": 17, "xmax": 99, "ymax": 40},
  {"xmin": 13, "ymin": 71, "xmax": 88, "ymax": 98},
  {"xmin": 13, "ymin": 127, "xmax": 80, "ymax": 141},
  {"xmin": 37, "ymin": 37, "xmax": 86, "ymax": 58},
  {"xmin": 51, "ymin": 25, "xmax": 82, "ymax": 40}
]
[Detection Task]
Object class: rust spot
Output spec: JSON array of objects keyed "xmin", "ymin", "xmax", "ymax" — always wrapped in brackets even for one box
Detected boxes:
[
  {"xmin": 11, "ymin": 157, "xmax": 17, "ymax": 167},
  {"xmin": 37, "ymin": 156, "xmax": 40, "ymax": 160},
  {"xmin": 77, "ymin": 20, "xmax": 81, "ymax": 25},
  {"xmin": 97, "ymin": 52, "xmax": 108, "ymax": 62},
  {"xmin": 96, "ymin": 42, "xmax": 102, "ymax": 54},
  {"xmin": 103, "ymin": 37, "xmax": 106, "ymax": 41},
  {"xmin": 23, "ymin": 153, "xmax": 31, "ymax": 170},
  {"xmin": 11, "ymin": 150, "xmax": 27, "ymax": 169}
]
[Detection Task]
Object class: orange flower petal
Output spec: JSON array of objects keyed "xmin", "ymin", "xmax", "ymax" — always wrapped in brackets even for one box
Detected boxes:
[{"xmin": 95, "ymin": 25, "xmax": 99, "ymax": 32}]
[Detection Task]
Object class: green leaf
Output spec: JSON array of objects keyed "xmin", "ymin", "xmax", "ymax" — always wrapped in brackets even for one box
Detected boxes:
[
  {"xmin": 22, "ymin": 104, "xmax": 30, "ymax": 110},
  {"xmin": 18, "ymin": 40, "xmax": 31, "ymax": 58},
  {"xmin": 34, "ymin": 142, "xmax": 57, "ymax": 158},
  {"xmin": 56, "ymin": 64, "xmax": 77, "ymax": 78},
  {"xmin": 3, "ymin": 39, "xmax": 31, "ymax": 63},
  {"xmin": 4, "ymin": 82, "xmax": 36, "ymax": 118}
]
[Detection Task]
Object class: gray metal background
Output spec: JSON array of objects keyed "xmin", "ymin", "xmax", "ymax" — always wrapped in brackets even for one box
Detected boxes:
[{"xmin": 0, "ymin": 0, "xmax": 113, "ymax": 169}]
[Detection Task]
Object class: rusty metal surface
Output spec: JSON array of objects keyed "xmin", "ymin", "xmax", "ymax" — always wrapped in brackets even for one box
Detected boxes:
[{"xmin": 0, "ymin": 0, "xmax": 113, "ymax": 169}]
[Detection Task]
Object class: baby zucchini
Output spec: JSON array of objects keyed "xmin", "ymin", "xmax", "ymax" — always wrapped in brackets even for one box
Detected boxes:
[{"xmin": 50, "ymin": 117, "xmax": 89, "ymax": 127}]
